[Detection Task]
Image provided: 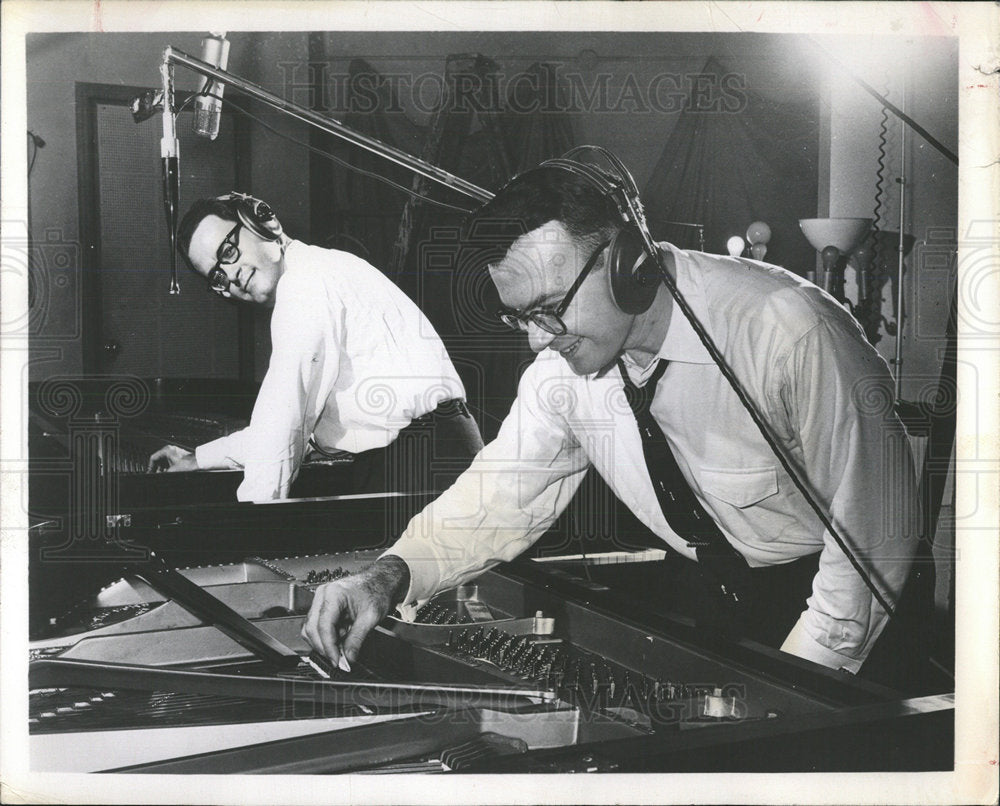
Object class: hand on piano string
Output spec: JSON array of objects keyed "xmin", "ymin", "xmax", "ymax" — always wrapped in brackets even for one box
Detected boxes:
[
  {"xmin": 302, "ymin": 555, "xmax": 411, "ymax": 673},
  {"xmin": 148, "ymin": 444, "xmax": 197, "ymax": 473}
]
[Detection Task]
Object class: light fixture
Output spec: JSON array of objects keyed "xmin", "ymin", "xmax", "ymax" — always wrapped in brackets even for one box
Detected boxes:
[
  {"xmin": 745, "ymin": 221, "xmax": 771, "ymax": 261},
  {"xmin": 726, "ymin": 235, "xmax": 745, "ymax": 257},
  {"xmin": 798, "ymin": 217, "xmax": 873, "ymax": 295}
]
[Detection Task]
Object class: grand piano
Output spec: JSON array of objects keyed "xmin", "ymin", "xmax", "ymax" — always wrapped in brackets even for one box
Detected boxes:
[
  {"xmin": 27, "ymin": 376, "xmax": 360, "ymax": 513},
  {"xmin": 26, "ymin": 371, "xmax": 954, "ymax": 774},
  {"xmin": 27, "ymin": 487, "xmax": 953, "ymax": 775}
]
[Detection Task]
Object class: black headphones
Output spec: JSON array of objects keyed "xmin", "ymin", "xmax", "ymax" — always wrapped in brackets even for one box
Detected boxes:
[
  {"xmin": 519, "ymin": 146, "xmax": 662, "ymax": 315},
  {"xmin": 216, "ymin": 192, "xmax": 283, "ymax": 242}
]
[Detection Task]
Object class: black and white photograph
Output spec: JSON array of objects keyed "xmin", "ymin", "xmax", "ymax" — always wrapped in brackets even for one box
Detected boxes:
[{"xmin": 1, "ymin": 1, "xmax": 997, "ymax": 803}]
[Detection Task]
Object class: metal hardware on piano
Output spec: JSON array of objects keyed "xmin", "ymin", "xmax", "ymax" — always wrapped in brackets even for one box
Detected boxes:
[{"xmin": 28, "ymin": 549, "xmax": 954, "ymax": 774}]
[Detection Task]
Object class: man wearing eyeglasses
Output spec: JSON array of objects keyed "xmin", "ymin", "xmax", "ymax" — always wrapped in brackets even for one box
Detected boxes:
[
  {"xmin": 148, "ymin": 195, "xmax": 483, "ymax": 501},
  {"xmin": 303, "ymin": 166, "xmax": 923, "ymax": 686}
]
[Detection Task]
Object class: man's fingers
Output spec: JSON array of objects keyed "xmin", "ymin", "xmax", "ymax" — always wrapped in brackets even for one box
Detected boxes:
[
  {"xmin": 148, "ymin": 445, "xmax": 187, "ymax": 472},
  {"xmin": 340, "ymin": 607, "xmax": 381, "ymax": 666},
  {"xmin": 301, "ymin": 568, "xmax": 398, "ymax": 669},
  {"xmin": 148, "ymin": 446, "xmax": 169, "ymax": 472},
  {"xmin": 317, "ymin": 592, "xmax": 347, "ymax": 663},
  {"xmin": 302, "ymin": 584, "xmax": 349, "ymax": 665}
]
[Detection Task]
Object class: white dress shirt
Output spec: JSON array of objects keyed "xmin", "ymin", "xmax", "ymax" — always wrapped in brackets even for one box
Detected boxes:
[
  {"xmin": 386, "ymin": 243, "xmax": 919, "ymax": 673},
  {"xmin": 196, "ymin": 240, "xmax": 465, "ymax": 502}
]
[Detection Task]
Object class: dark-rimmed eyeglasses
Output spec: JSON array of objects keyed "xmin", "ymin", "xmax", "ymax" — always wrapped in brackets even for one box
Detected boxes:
[
  {"xmin": 205, "ymin": 221, "xmax": 243, "ymax": 296},
  {"xmin": 497, "ymin": 239, "xmax": 610, "ymax": 336}
]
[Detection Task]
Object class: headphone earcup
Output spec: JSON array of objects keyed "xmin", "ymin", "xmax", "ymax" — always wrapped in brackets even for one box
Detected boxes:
[
  {"xmin": 248, "ymin": 200, "xmax": 283, "ymax": 241},
  {"xmin": 606, "ymin": 227, "xmax": 658, "ymax": 315},
  {"xmin": 224, "ymin": 193, "xmax": 283, "ymax": 241}
]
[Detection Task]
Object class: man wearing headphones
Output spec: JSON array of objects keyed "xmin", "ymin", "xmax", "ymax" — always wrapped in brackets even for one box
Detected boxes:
[
  {"xmin": 302, "ymin": 159, "xmax": 920, "ymax": 680},
  {"xmin": 148, "ymin": 193, "xmax": 483, "ymax": 501}
]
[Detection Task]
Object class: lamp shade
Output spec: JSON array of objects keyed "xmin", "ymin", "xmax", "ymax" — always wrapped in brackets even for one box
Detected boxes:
[{"xmin": 798, "ymin": 218, "xmax": 873, "ymax": 253}]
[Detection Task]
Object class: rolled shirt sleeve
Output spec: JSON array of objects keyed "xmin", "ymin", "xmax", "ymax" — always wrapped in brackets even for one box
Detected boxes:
[
  {"xmin": 776, "ymin": 318, "xmax": 920, "ymax": 671},
  {"xmin": 385, "ymin": 358, "xmax": 591, "ymax": 614}
]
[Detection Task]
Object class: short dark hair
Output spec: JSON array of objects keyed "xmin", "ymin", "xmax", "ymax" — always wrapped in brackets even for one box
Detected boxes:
[
  {"xmin": 176, "ymin": 197, "xmax": 238, "ymax": 271},
  {"xmin": 461, "ymin": 165, "xmax": 626, "ymax": 268}
]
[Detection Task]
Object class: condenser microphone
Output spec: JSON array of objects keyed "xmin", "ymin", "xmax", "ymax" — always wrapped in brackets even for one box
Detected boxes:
[{"xmin": 192, "ymin": 32, "xmax": 230, "ymax": 140}]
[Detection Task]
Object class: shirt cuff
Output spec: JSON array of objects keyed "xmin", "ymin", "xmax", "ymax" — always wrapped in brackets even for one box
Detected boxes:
[
  {"xmin": 780, "ymin": 616, "xmax": 865, "ymax": 674},
  {"xmin": 195, "ymin": 436, "xmax": 241, "ymax": 470},
  {"xmin": 379, "ymin": 544, "xmax": 440, "ymax": 619}
]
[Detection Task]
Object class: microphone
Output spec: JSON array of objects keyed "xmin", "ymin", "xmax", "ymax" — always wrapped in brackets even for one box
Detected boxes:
[
  {"xmin": 160, "ymin": 58, "xmax": 181, "ymax": 293},
  {"xmin": 192, "ymin": 32, "xmax": 230, "ymax": 140}
]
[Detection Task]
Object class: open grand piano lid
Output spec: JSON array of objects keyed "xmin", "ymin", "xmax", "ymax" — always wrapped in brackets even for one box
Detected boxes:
[{"xmin": 27, "ymin": 549, "xmax": 953, "ymax": 774}]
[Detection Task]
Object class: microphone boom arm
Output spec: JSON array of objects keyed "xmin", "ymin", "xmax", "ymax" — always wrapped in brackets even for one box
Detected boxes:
[{"xmin": 161, "ymin": 46, "xmax": 493, "ymax": 205}]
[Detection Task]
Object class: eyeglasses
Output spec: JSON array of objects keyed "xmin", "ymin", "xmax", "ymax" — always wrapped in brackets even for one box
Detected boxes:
[
  {"xmin": 205, "ymin": 221, "xmax": 243, "ymax": 296},
  {"xmin": 498, "ymin": 239, "xmax": 610, "ymax": 336}
]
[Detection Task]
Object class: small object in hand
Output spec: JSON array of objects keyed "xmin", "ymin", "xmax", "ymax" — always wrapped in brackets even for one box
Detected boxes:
[
  {"xmin": 338, "ymin": 655, "xmax": 352, "ymax": 673},
  {"xmin": 304, "ymin": 652, "xmax": 334, "ymax": 679}
]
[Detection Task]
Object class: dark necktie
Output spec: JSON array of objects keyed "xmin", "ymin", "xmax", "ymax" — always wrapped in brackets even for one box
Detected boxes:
[{"xmin": 617, "ymin": 359, "xmax": 751, "ymax": 609}]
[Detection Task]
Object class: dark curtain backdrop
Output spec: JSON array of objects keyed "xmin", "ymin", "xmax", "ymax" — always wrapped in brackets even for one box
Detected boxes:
[
  {"xmin": 452, "ymin": 61, "xmax": 578, "ymax": 439},
  {"xmin": 643, "ymin": 57, "xmax": 819, "ymax": 274},
  {"xmin": 311, "ymin": 56, "xmax": 577, "ymax": 439},
  {"xmin": 503, "ymin": 61, "xmax": 577, "ymax": 173},
  {"xmin": 313, "ymin": 58, "xmax": 423, "ymax": 270}
]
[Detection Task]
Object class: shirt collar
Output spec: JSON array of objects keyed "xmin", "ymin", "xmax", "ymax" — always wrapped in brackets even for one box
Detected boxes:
[{"xmin": 617, "ymin": 243, "xmax": 714, "ymax": 381}]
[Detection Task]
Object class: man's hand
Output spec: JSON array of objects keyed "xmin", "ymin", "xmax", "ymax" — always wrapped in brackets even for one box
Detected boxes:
[
  {"xmin": 301, "ymin": 555, "xmax": 410, "ymax": 670},
  {"xmin": 148, "ymin": 445, "xmax": 198, "ymax": 473}
]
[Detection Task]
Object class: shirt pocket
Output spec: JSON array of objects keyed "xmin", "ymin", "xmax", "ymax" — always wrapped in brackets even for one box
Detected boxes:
[{"xmin": 699, "ymin": 466, "xmax": 779, "ymax": 509}]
